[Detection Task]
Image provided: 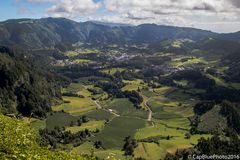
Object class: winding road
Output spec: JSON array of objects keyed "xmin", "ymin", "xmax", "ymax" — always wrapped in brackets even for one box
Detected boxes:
[{"xmin": 144, "ymin": 99, "xmax": 153, "ymax": 122}]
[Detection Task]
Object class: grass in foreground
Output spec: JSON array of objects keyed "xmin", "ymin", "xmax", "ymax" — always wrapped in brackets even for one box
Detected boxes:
[{"xmin": 0, "ymin": 114, "xmax": 92, "ymax": 160}]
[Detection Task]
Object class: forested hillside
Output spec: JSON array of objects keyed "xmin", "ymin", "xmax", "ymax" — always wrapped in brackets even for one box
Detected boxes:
[{"xmin": 0, "ymin": 46, "xmax": 62, "ymax": 117}]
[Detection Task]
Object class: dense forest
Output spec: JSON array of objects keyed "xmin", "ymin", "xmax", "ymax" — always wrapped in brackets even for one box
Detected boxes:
[{"xmin": 0, "ymin": 46, "xmax": 62, "ymax": 118}]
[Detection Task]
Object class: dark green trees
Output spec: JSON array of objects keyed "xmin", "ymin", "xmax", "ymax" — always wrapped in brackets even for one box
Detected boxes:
[
  {"xmin": 0, "ymin": 48, "xmax": 62, "ymax": 117},
  {"xmin": 122, "ymin": 136, "xmax": 138, "ymax": 156}
]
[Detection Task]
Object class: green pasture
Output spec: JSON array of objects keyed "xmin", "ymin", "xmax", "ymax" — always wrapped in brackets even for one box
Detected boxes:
[
  {"xmin": 63, "ymin": 83, "xmax": 92, "ymax": 97},
  {"xmin": 134, "ymin": 142, "xmax": 165, "ymax": 160},
  {"xmin": 170, "ymin": 56, "xmax": 207, "ymax": 67},
  {"xmin": 106, "ymin": 98, "xmax": 148, "ymax": 119},
  {"xmin": 72, "ymin": 141, "xmax": 126, "ymax": 160},
  {"xmin": 85, "ymin": 109, "xmax": 115, "ymax": 121},
  {"xmin": 134, "ymin": 119, "xmax": 210, "ymax": 159},
  {"xmin": 46, "ymin": 112, "xmax": 80, "ymax": 130},
  {"xmin": 206, "ymin": 74, "xmax": 228, "ymax": 87},
  {"xmin": 100, "ymin": 68, "xmax": 126, "ymax": 75},
  {"xmin": 94, "ymin": 116, "xmax": 145, "ymax": 149},
  {"xmin": 73, "ymin": 59, "xmax": 93, "ymax": 64},
  {"xmin": 153, "ymin": 86, "xmax": 174, "ymax": 95},
  {"xmin": 29, "ymin": 118, "xmax": 46, "ymax": 131},
  {"xmin": 122, "ymin": 79, "xmax": 146, "ymax": 91},
  {"xmin": 64, "ymin": 51, "xmax": 79, "ymax": 56},
  {"xmin": 66, "ymin": 120, "xmax": 105, "ymax": 133},
  {"xmin": 52, "ymin": 96, "xmax": 97, "ymax": 116}
]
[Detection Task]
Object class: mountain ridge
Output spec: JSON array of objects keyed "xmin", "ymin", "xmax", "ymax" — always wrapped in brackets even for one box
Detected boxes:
[{"xmin": 0, "ymin": 17, "xmax": 239, "ymax": 49}]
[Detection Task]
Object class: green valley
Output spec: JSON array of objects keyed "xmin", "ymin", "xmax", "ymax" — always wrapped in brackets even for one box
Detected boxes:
[{"xmin": 0, "ymin": 17, "xmax": 240, "ymax": 160}]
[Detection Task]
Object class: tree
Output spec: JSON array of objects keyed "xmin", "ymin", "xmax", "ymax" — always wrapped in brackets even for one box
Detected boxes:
[
  {"xmin": 94, "ymin": 141, "xmax": 103, "ymax": 149},
  {"xmin": 123, "ymin": 136, "xmax": 138, "ymax": 157},
  {"xmin": 185, "ymin": 132, "xmax": 191, "ymax": 139},
  {"xmin": 77, "ymin": 119, "xmax": 82, "ymax": 126},
  {"xmin": 82, "ymin": 115, "xmax": 89, "ymax": 123},
  {"xmin": 70, "ymin": 121, "xmax": 75, "ymax": 127},
  {"xmin": 166, "ymin": 135, "xmax": 170, "ymax": 140}
]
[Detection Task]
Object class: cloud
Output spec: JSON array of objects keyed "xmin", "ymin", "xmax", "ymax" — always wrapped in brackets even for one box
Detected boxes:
[
  {"xmin": 100, "ymin": 0, "xmax": 240, "ymax": 29},
  {"xmin": 230, "ymin": 0, "xmax": 240, "ymax": 8},
  {"xmin": 103, "ymin": 0, "xmax": 233, "ymax": 15},
  {"xmin": 24, "ymin": 0, "xmax": 240, "ymax": 32},
  {"xmin": 192, "ymin": 2, "xmax": 215, "ymax": 11},
  {"xmin": 45, "ymin": 0, "xmax": 101, "ymax": 18},
  {"xmin": 26, "ymin": 0, "xmax": 101, "ymax": 18}
]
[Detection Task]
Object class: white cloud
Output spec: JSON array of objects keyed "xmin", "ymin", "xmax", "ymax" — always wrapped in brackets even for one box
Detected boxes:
[
  {"xmin": 101, "ymin": 0, "xmax": 240, "ymax": 32},
  {"xmin": 26, "ymin": 0, "xmax": 101, "ymax": 18},
  {"xmin": 45, "ymin": 0, "xmax": 101, "ymax": 18},
  {"xmin": 25, "ymin": 0, "xmax": 240, "ymax": 32}
]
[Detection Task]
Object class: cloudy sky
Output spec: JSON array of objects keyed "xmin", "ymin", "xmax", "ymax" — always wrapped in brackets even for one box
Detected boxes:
[{"xmin": 0, "ymin": 0, "xmax": 240, "ymax": 33}]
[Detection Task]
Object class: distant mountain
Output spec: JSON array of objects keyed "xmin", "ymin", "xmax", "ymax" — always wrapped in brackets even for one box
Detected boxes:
[
  {"xmin": 195, "ymin": 38, "xmax": 240, "ymax": 55},
  {"xmin": 0, "ymin": 17, "xmax": 239, "ymax": 49},
  {"xmin": 88, "ymin": 21, "xmax": 132, "ymax": 27},
  {"xmin": 218, "ymin": 31, "xmax": 240, "ymax": 42}
]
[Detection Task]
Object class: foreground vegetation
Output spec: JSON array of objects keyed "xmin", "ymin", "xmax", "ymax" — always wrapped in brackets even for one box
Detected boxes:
[{"xmin": 0, "ymin": 114, "xmax": 94, "ymax": 160}]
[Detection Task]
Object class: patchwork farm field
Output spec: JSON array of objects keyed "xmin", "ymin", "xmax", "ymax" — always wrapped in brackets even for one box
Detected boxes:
[
  {"xmin": 46, "ymin": 79, "xmax": 212, "ymax": 159},
  {"xmin": 25, "ymin": 44, "xmax": 234, "ymax": 160}
]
